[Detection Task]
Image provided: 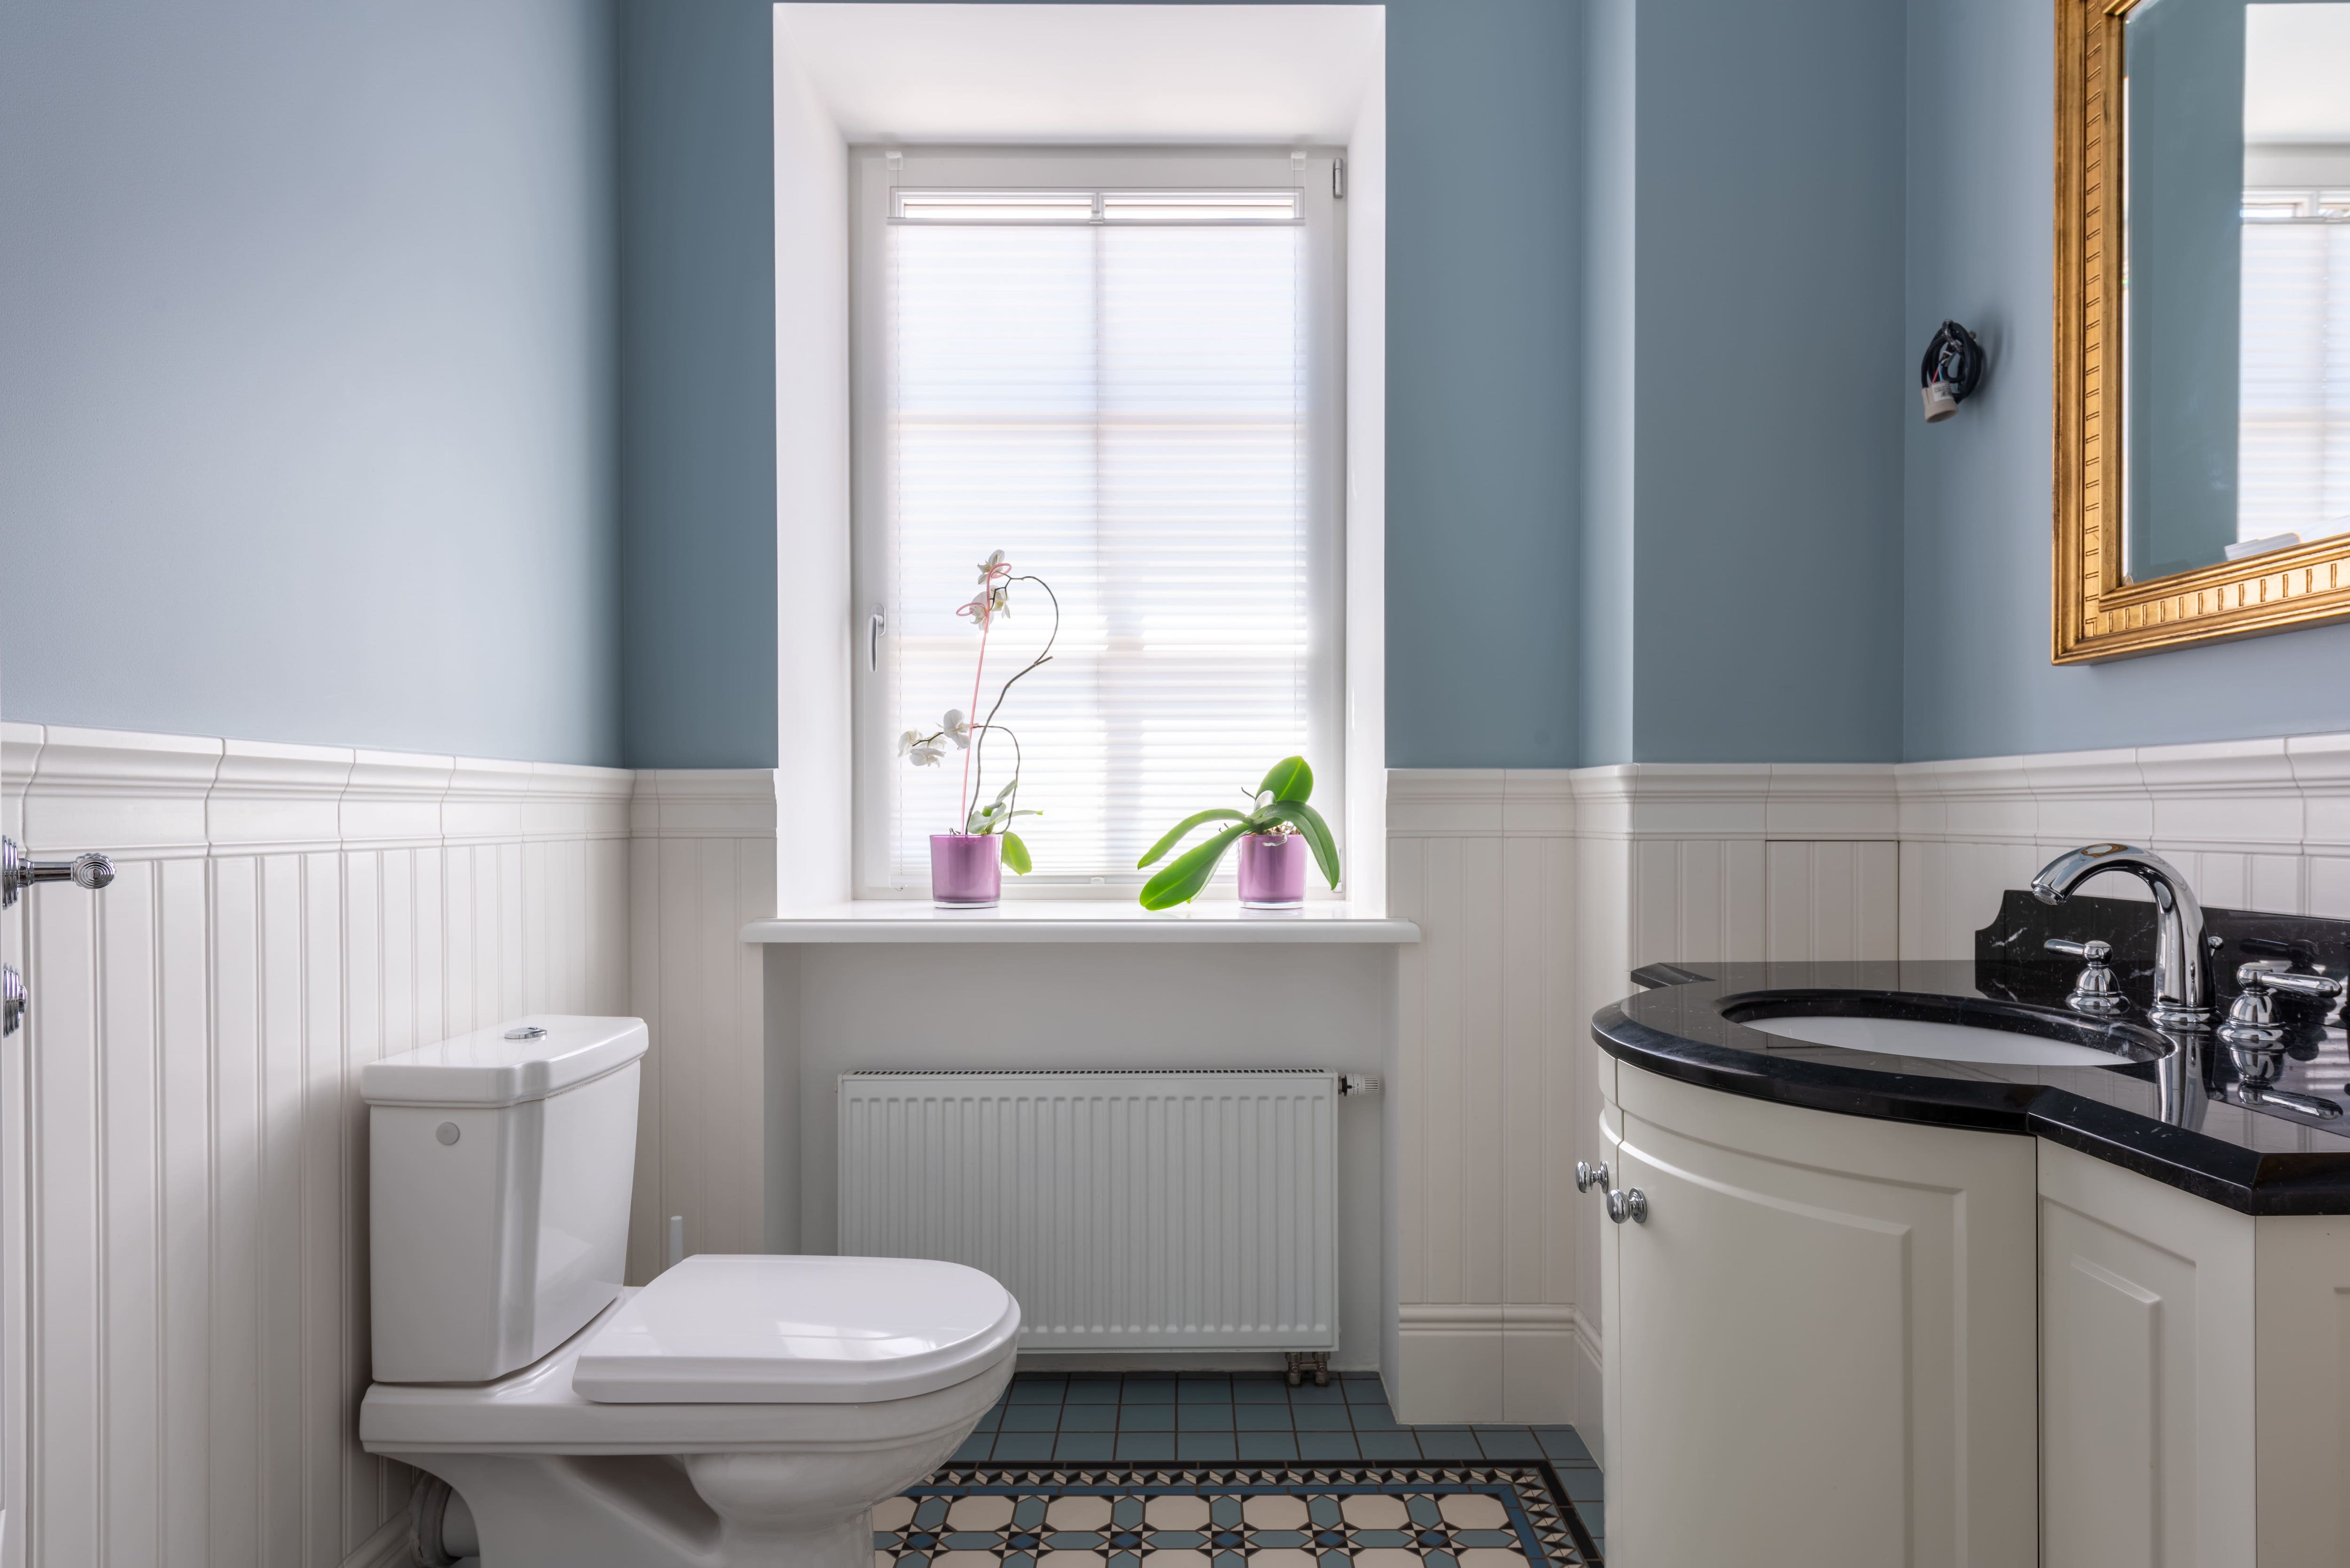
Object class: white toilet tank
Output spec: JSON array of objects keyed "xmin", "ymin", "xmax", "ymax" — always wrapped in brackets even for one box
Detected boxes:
[{"xmin": 362, "ymin": 1015, "xmax": 649, "ymax": 1384}]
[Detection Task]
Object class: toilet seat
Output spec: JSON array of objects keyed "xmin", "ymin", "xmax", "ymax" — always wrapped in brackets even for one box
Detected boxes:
[
  {"xmin": 361, "ymin": 1261, "xmax": 1022, "ymax": 1454},
  {"xmin": 572, "ymin": 1254, "xmax": 1018, "ymax": 1404}
]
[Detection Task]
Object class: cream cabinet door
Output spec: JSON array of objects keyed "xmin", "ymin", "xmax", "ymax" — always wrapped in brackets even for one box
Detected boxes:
[
  {"xmin": 2038, "ymin": 1140, "xmax": 2255, "ymax": 1568},
  {"xmin": 1604, "ymin": 1065, "xmax": 2037, "ymax": 1568}
]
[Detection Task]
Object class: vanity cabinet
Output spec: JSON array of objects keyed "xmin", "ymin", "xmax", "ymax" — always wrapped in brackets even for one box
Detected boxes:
[
  {"xmin": 2040, "ymin": 1141, "xmax": 2350, "ymax": 1568},
  {"xmin": 1599, "ymin": 1063, "xmax": 2039, "ymax": 1568}
]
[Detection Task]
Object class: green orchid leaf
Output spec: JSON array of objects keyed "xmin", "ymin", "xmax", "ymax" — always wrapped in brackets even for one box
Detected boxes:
[
  {"xmin": 1256, "ymin": 756, "xmax": 1314, "ymax": 803},
  {"xmin": 1138, "ymin": 823, "xmax": 1249, "ymax": 909},
  {"xmin": 1002, "ymin": 832, "xmax": 1033, "ymax": 874},
  {"xmin": 1263, "ymin": 800, "xmax": 1341, "ymax": 888},
  {"xmin": 1136, "ymin": 809, "xmax": 1248, "ymax": 869}
]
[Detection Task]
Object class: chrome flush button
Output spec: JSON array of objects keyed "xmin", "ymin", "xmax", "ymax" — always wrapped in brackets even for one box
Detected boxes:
[
  {"xmin": 436, "ymin": 1123, "xmax": 461, "ymax": 1146},
  {"xmin": 503, "ymin": 1025, "xmax": 547, "ymax": 1041}
]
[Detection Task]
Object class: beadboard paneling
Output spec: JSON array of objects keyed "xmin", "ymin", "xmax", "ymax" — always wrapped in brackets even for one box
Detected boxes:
[
  {"xmin": 626, "ymin": 771, "xmax": 775, "ymax": 1284},
  {"xmin": 1390, "ymin": 765, "xmax": 1903, "ymax": 1441},
  {"xmin": 2, "ymin": 725, "xmax": 628, "ymax": 1568},
  {"xmin": 1896, "ymin": 733, "xmax": 2350, "ymax": 959}
]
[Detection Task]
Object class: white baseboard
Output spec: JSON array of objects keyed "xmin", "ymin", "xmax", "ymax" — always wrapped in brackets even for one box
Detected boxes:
[{"xmin": 1392, "ymin": 1303, "xmax": 1579, "ymax": 1426}]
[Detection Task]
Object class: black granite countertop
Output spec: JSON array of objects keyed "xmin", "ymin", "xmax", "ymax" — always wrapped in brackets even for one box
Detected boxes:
[{"xmin": 1591, "ymin": 893, "xmax": 2350, "ymax": 1215}]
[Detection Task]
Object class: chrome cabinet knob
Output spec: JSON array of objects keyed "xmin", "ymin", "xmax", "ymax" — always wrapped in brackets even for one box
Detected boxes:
[
  {"xmin": 1575, "ymin": 1160, "xmax": 1609, "ymax": 1194},
  {"xmin": 2045, "ymin": 936, "xmax": 2128, "ymax": 1016},
  {"xmin": 0, "ymin": 838, "xmax": 114, "ymax": 909},
  {"xmin": 1607, "ymin": 1187, "xmax": 1648, "ymax": 1225},
  {"xmin": 1, "ymin": 967, "xmax": 22, "ymax": 1038}
]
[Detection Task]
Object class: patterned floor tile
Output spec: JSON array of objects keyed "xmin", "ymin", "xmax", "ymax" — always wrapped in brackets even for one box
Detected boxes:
[{"xmin": 882, "ymin": 1461, "xmax": 1599, "ymax": 1568}]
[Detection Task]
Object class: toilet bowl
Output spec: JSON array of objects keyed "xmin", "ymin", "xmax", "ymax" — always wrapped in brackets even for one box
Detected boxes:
[{"xmin": 357, "ymin": 1017, "xmax": 1020, "ymax": 1568}]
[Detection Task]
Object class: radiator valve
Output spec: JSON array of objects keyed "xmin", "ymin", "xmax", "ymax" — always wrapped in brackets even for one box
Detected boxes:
[{"xmin": 1340, "ymin": 1075, "xmax": 1382, "ymax": 1097}]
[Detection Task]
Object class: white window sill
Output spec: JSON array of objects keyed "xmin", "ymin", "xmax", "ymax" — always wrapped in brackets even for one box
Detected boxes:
[{"xmin": 740, "ymin": 900, "xmax": 1419, "ymax": 945}]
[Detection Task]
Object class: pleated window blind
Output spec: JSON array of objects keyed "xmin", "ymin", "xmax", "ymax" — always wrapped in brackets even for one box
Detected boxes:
[
  {"xmin": 2240, "ymin": 189, "xmax": 2350, "ymax": 545},
  {"xmin": 853, "ymin": 153, "xmax": 1343, "ymax": 894}
]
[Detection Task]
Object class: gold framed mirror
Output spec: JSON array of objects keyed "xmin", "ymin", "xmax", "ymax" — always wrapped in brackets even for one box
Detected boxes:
[{"xmin": 2056, "ymin": 0, "xmax": 2350, "ymax": 661}]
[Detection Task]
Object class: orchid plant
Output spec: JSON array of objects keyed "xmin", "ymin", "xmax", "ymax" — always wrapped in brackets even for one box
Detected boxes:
[
  {"xmin": 896, "ymin": 549, "xmax": 1060, "ymax": 875},
  {"xmin": 1135, "ymin": 756, "xmax": 1340, "ymax": 910}
]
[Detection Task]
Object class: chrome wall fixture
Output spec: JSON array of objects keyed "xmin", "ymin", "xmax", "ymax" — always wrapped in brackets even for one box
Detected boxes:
[{"xmin": 0, "ymin": 835, "xmax": 118, "ymax": 1037}]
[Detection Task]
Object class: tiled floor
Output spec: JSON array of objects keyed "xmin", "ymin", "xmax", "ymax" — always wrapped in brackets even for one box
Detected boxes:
[{"xmin": 944, "ymin": 1371, "xmax": 1606, "ymax": 1553}]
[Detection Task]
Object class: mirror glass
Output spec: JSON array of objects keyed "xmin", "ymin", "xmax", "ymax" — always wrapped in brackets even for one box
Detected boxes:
[{"xmin": 2123, "ymin": 0, "xmax": 2350, "ymax": 582}]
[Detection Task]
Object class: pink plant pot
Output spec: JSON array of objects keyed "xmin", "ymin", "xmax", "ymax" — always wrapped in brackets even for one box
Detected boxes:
[
  {"xmin": 1237, "ymin": 832, "xmax": 1307, "ymax": 909},
  {"xmin": 930, "ymin": 834, "xmax": 1003, "ymax": 908}
]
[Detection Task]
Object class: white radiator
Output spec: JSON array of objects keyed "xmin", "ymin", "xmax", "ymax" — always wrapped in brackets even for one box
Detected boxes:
[{"xmin": 838, "ymin": 1070, "xmax": 1339, "ymax": 1351}]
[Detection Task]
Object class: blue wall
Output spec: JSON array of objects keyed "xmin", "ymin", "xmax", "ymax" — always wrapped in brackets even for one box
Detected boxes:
[
  {"xmin": 1581, "ymin": 0, "xmax": 1908, "ymax": 765},
  {"xmin": 0, "ymin": 0, "xmax": 623, "ymax": 765},
  {"xmin": 619, "ymin": 0, "xmax": 780, "ymax": 771},
  {"xmin": 1902, "ymin": 0, "xmax": 2350, "ymax": 761},
  {"xmin": 1384, "ymin": 0, "xmax": 1582, "ymax": 769}
]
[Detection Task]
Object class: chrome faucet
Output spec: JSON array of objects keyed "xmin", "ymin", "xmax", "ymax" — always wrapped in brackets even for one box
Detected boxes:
[{"xmin": 2031, "ymin": 844, "xmax": 2212, "ymax": 1031}]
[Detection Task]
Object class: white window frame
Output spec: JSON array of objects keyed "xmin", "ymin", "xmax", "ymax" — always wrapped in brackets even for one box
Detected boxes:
[{"xmin": 846, "ymin": 144, "xmax": 1348, "ymax": 899}]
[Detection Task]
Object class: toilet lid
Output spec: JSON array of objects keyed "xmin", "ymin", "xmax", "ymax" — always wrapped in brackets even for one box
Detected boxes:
[{"xmin": 569, "ymin": 1254, "xmax": 1021, "ymax": 1404}]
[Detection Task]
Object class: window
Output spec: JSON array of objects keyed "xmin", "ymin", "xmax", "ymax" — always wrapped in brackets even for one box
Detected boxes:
[{"xmin": 851, "ymin": 148, "xmax": 1345, "ymax": 896}]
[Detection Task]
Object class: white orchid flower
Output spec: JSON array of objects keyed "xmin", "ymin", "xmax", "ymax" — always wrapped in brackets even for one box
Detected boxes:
[
  {"xmin": 955, "ymin": 590, "xmax": 993, "ymax": 624},
  {"xmin": 976, "ymin": 549, "xmax": 1007, "ymax": 584},
  {"xmin": 896, "ymin": 730, "xmax": 920, "ymax": 758},
  {"xmin": 908, "ymin": 740, "xmax": 946, "ymax": 767},
  {"xmin": 943, "ymin": 710, "xmax": 971, "ymax": 749}
]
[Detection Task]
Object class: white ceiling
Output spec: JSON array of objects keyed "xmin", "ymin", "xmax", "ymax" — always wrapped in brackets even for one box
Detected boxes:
[
  {"xmin": 2246, "ymin": 3, "xmax": 2350, "ymax": 144},
  {"xmin": 773, "ymin": 3, "xmax": 1384, "ymax": 143}
]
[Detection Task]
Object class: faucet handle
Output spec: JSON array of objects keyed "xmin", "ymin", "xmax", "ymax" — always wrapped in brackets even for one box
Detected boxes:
[
  {"xmin": 2234, "ymin": 960, "xmax": 2346, "ymax": 1002},
  {"xmin": 2046, "ymin": 937, "xmax": 2127, "ymax": 1015}
]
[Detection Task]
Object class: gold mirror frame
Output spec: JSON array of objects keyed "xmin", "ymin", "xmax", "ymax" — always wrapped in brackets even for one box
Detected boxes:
[{"xmin": 2055, "ymin": 0, "xmax": 2350, "ymax": 662}]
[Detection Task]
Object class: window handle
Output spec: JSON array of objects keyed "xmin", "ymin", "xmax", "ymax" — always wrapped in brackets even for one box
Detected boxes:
[{"xmin": 869, "ymin": 605, "xmax": 885, "ymax": 672}]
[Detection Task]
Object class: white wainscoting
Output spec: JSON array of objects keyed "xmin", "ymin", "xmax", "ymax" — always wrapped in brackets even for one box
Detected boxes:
[
  {"xmin": 1386, "ymin": 766, "xmax": 1899, "ymax": 1439},
  {"xmin": 626, "ymin": 770, "xmax": 775, "ymax": 1283},
  {"xmin": 1897, "ymin": 734, "xmax": 2350, "ymax": 958},
  {"xmin": 0, "ymin": 726, "xmax": 631, "ymax": 1568}
]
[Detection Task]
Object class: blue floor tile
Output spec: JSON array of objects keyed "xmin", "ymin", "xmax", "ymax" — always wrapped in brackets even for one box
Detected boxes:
[
  {"xmin": 1059, "ymin": 1404, "xmax": 1118, "ymax": 1432},
  {"xmin": 1293, "ymin": 1432, "xmax": 1361, "ymax": 1460},
  {"xmin": 1064, "ymin": 1380, "xmax": 1122, "ymax": 1404},
  {"xmin": 1232, "ymin": 1378, "xmax": 1290, "ymax": 1404},
  {"xmin": 1115, "ymin": 1434, "xmax": 1175, "ymax": 1461},
  {"xmin": 990, "ymin": 1434, "xmax": 1058, "ymax": 1461},
  {"xmin": 1355, "ymin": 1432, "xmax": 1422, "ymax": 1459},
  {"xmin": 1176, "ymin": 1434, "xmax": 1238, "ymax": 1461},
  {"xmin": 1414, "ymin": 1429, "xmax": 1483, "ymax": 1459},
  {"xmin": 1291, "ymin": 1404, "xmax": 1351, "ymax": 1432},
  {"xmin": 950, "ymin": 1434, "xmax": 994, "ymax": 1462},
  {"xmin": 1120, "ymin": 1404, "xmax": 1175, "ymax": 1431},
  {"xmin": 1349, "ymin": 1403, "xmax": 1403, "ymax": 1431},
  {"xmin": 1235, "ymin": 1404, "xmax": 1292, "ymax": 1431},
  {"xmin": 1007, "ymin": 1381, "xmax": 1065, "ymax": 1405},
  {"xmin": 1177, "ymin": 1405, "xmax": 1234, "ymax": 1431},
  {"xmin": 1120, "ymin": 1378, "xmax": 1176, "ymax": 1404},
  {"xmin": 1534, "ymin": 1426, "xmax": 1593, "ymax": 1463},
  {"xmin": 1177, "ymin": 1377, "xmax": 1232, "ymax": 1401},
  {"xmin": 1341, "ymin": 1377, "xmax": 1387, "ymax": 1402},
  {"xmin": 971, "ymin": 1407, "xmax": 1003, "ymax": 1433},
  {"xmin": 1236, "ymin": 1432, "xmax": 1300, "ymax": 1460},
  {"xmin": 1558, "ymin": 1467, "xmax": 1604, "ymax": 1504},
  {"xmin": 1053, "ymin": 1433, "xmax": 1116, "ymax": 1461},
  {"xmin": 1001, "ymin": 1405, "xmax": 1061, "ymax": 1433},
  {"xmin": 1579, "ymin": 1501, "xmax": 1605, "ymax": 1538},
  {"xmin": 1288, "ymin": 1380, "xmax": 1346, "ymax": 1405},
  {"xmin": 1470, "ymin": 1428, "xmax": 1543, "ymax": 1459}
]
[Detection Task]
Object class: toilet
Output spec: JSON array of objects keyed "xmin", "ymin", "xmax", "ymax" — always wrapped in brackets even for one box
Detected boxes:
[{"xmin": 357, "ymin": 1016, "xmax": 1020, "ymax": 1568}]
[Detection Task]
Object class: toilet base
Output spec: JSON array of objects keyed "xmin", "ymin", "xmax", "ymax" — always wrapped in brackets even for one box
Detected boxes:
[{"xmin": 403, "ymin": 1448, "xmax": 908, "ymax": 1568}]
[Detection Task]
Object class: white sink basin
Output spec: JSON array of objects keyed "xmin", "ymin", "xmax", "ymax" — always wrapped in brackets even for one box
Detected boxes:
[{"xmin": 1743, "ymin": 1013, "xmax": 2130, "ymax": 1068}]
